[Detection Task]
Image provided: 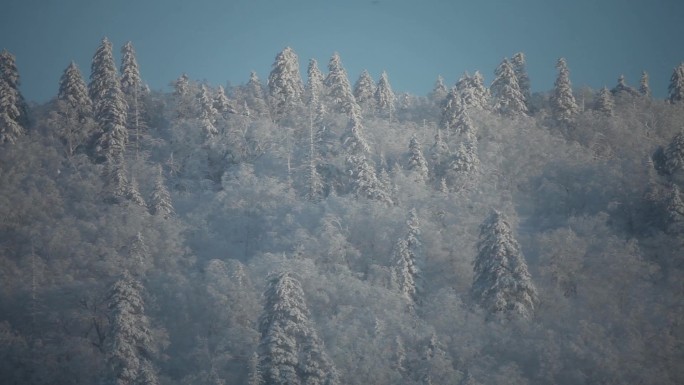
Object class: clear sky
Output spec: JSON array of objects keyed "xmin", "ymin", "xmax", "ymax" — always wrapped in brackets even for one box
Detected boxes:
[{"xmin": 1, "ymin": 0, "xmax": 683, "ymax": 102}]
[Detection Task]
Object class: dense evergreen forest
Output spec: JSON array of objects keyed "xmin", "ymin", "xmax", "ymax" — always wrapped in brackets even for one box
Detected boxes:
[{"xmin": 1, "ymin": 39, "xmax": 684, "ymax": 384}]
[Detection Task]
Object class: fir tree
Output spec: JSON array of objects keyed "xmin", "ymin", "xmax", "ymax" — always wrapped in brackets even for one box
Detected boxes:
[
  {"xmin": 258, "ymin": 272, "xmax": 338, "ymax": 385},
  {"xmin": 594, "ymin": 87, "xmax": 614, "ymax": 117},
  {"xmin": 430, "ymin": 129, "xmax": 450, "ymax": 180},
  {"xmin": 341, "ymin": 113, "xmax": 370, "ymax": 155},
  {"xmin": 511, "ymin": 52, "xmax": 531, "ymax": 103},
  {"xmin": 664, "ymin": 130, "xmax": 684, "ymax": 176},
  {"xmin": 347, "ymin": 155, "xmax": 393, "ymax": 205},
  {"xmin": 449, "ymin": 130, "xmax": 479, "ymax": 175},
  {"xmin": 103, "ymin": 153, "xmax": 129, "ymax": 204},
  {"xmin": 471, "ymin": 211, "xmax": 538, "ymax": 320},
  {"xmin": 353, "ymin": 70, "xmax": 375, "ymax": 111},
  {"xmin": 305, "ymin": 117, "xmax": 325, "ymax": 202},
  {"xmin": 611, "ymin": 74, "xmax": 639, "ymax": 97},
  {"xmin": 213, "ymin": 85, "xmax": 237, "ymax": 117},
  {"xmin": 375, "ymin": 71, "xmax": 395, "ymax": 120},
  {"xmin": 173, "ymin": 73, "xmax": 190, "ymax": 98},
  {"xmin": 104, "ymin": 271, "xmax": 159, "ymax": 385},
  {"xmin": 268, "ymin": 47, "xmax": 304, "ymax": 121},
  {"xmin": 126, "ymin": 175, "xmax": 146, "ymax": 207},
  {"xmin": 0, "ymin": 49, "xmax": 26, "ymax": 143},
  {"xmin": 90, "ymin": 38, "xmax": 128, "ymax": 160},
  {"xmin": 244, "ymin": 71, "xmax": 270, "ymax": 117},
  {"xmin": 324, "ymin": 52, "xmax": 359, "ymax": 116},
  {"xmin": 440, "ymin": 88, "xmax": 461, "ymax": 132},
  {"xmin": 120, "ymin": 42, "xmax": 148, "ymax": 159},
  {"xmin": 550, "ymin": 57, "xmax": 579, "ymax": 124},
  {"xmin": 666, "ymin": 184, "xmax": 684, "ymax": 234},
  {"xmin": 490, "ymin": 58, "xmax": 527, "ymax": 116},
  {"xmin": 429, "ymin": 75, "xmax": 448, "ymax": 103},
  {"xmin": 54, "ymin": 61, "xmax": 94, "ymax": 155},
  {"xmin": 129, "ymin": 231, "xmax": 150, "ymax": 273},
  {"xmin": 668, "ymin": 62, "xmax": 684, "ymax": 104},
  {"xmin": 149, "ymin": 165, "xmax": 174, "ymax": 217},
  {"xmin": 306, "ymin": 59, "xmax": 325, "ymax": 108},
  {"xmin": 407, "ymin": 135, "xmax": 429, "ymax": 183},
  {"xmin": 198, "ymin": 85, "xmax": 219, "ymax": 139},
  {"xmin": 639, "ymin": 71, "xmax": 651, "ymax": 98},
  {"xmin": 248, "ymin": 352, "xmax": 264, "ymax": 385}
]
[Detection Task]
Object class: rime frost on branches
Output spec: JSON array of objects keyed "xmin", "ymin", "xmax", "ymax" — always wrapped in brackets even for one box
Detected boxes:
[
  {"xmin": 55, "ymin": 61, "xmax": 94, "ymax": 154},
  {"xmin": 407, "ymin": 134, "xmax": 429, "ymax": 183},
  {"xmin": 341, "ymin": 113, "xmax": 371, "ymax": 155},
  {"xmin": 149, "ymin": 165, "xmax": 174, "ymax": 217},
  {"xmin": 610, "ymin": 75, "xmax": 639, "ymax": 97},
  {"xmin": 375, "ymin": 71, "xmax": 395, "ymax": 119},
  {"xmin": 456, "ymin": 72, "xmax": 489, "ymax": 111},
  {"xmin": 306, "ymin": 59, "xmax": 325, "ymax": 107},
  {"xmin": 198, "ymin": 85, "xmax": 219, "ymax": 139},
  {"xmin": 594, "ymin": 87, "xmax": 614, "ymax": 117},
  {"xmin": 268, "ymin": 47, "xmax": 304, "ymax": 120},
  {"xmin": 429, "ymin": 75, "xmax": 448, "ymax": 103},
  {"xmin": 258, "ymin": 272, "xmax": 339, "ymax": 385},
  {"xmin": 347, "ymin": 155, "xmax": 393, "ymax": 205},
  {"xmin": 666, "ymin": 184, "xmax": 684, "ymax": 234},
  {"xmin": 353, "ymin": 70, "xmax": 376, "ymax": 111},
  {"xmin": 639, "ymin": 71, "xmax": 651, "ymax": 98},
  {"xmin": 668, "ymin": 63, "xmax": 684, "ymax": 104},
  {"xmin": 511, "ymin": 52, "xmax": 530, "ymax": 103},
  {"xmin": 0, "ymin": 49, "xmax": 26, "ymax": 143},
  {"xmin": 491, "ymin": 58, "xmax": 528, "ymax": 116},
  {"xmin": 550, "ymin": 58, "xmax": 579, "ymax": 124},
  {"xmin": 324, "ymin": 52, "xmax": 359, "ymax": 116},
  {"xmin": 471, "ymin": 211, "xmax": 538, "ymax": 320},
  {"xmin": 213, "ymin": 85, "xmax": 237, "ymax": 117},
  {"xmin": 664, "ymin": 130, "xmax": 684, "ymax": 176}
]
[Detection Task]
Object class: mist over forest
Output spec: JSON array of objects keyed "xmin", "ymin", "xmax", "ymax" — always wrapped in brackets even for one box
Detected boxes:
[{"xmin": 1, "ymin": 40, "xmax": 684, "ymax": 384}]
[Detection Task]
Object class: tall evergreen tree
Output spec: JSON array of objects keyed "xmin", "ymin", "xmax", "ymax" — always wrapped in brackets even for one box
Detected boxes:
[
  {"xmin": 394, "ymin": 238, "xmax": 419, "ymax": 306},
  {"xmin": 668, "ymin": 62, "xmax": 684, "ymax": 104},
  {"xmin": 120, "ymin": 41, "xmax": 148, "ymax": 158},
  {"xmin": 244, "ymin": 71, "xmax": 270, "ymax": 118},
  {"xmin": 306, "ymin": 59, "xmax": 325, "ymax": 108},
  {"xmin": 490, "ymin": 58, "xmax": 527, "ymax": 116},
  {"xmin": 258, "ymin": 272, "xmax": 339, "ymax": 385},
  {"xmin": 198, "ymin": 85, "xmax": 219, "ymax": 139},
  {"xmin": 90, "ymin": 38, "xmax": 128, "ymax": 160},
  {"xmin": 353, "ymin": 70, "xmax": 375, "ymax": 111},
  {"xmin": 449, "ymin": 130, "xmax": 480, "ymax": 175},
  {"xmin": 341, "ymin": 113, "xmax": 370, "ymax": 155},
  {"xmin": 471, "ymin": 211, "xmax": 538, "ymax": 320},
  {"xmin": 104, "ymin": 271, "xmax": 160, "ymax": 385},
  {"xmin": 550, "ymin": 57, "xmax": 579, "ymax": 124},
  {"xmin": 407, "ymin": 135, "xmax": 429, "ymax": 183},
  {"xmin": 664, "ymin": 130, "xmax": 684, "ymax": 176},
  {"xmin": 511, "ymin": 52, "xmax": 531, "ymax": 104},
  {"xmin": 268, "ymin": 47, "xmax": 304, "ymax": 121},
  {"xmin": 149, "ymin": 165, "xmax": 174, "ymax": 217},
  {"xmin": 0, "ymin": 49, "xmax": 26, "ymax": 143},
  {"xmin": 430, "ymin": 129, "xmax": 450, "ymax": 180},
  {"xmin": 429, "ymin": 75, "xmax": 448, "ymax": 103},
  {"xmin": 639, "ymin": 71, "xmax": 651, "ymax": 98},
  {"xmin": 441, "ymin": 88, "xmax": 461, "ymax": 132},
  {"xmin": 103, "ymin": 153, "xmax": 129, "ymax": 204},
  {"xmin": 594, "ymin": 87, "xmax": 614, "ymax": 117},
  {"xmin": 347, "ymin": 155, "xmax": 393, "ymax": 205},
  {"xmin": 375, "ymin": 71, "xmax": 395, "ymax": 120},
  {"xmin": 324, "ymin": 52, "xmax": 359, "ymax": 116},
  {"xmin": 213, "ymin": 85, "xmax": 237, "ymax": 117},
  {"xmin": 611, "ymin": 74, "xmax": 639, "ymax": 97},
  {"xmin": 54, "ymin": 61, "xmax": 94, "ymax": 155}
]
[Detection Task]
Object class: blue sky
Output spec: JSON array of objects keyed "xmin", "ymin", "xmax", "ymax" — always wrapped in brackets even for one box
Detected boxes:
[{"xmin": 1, "ymin": 0, "xmax": 683, "ymax": 102}]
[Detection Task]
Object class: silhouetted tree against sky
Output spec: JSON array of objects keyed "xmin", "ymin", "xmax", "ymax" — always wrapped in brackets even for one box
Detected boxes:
[
  {"xmin": 668, "ymin": 62, "xmax": 684, "ymax": 104},
  {"xmin": 268, "ymin": 47, "xmax": 304, "ymax": 122}
]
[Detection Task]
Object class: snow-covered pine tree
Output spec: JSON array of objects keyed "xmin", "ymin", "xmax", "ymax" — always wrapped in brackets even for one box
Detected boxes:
[
  {"xmin": 213, "ymin": 85, "xmax": 237, "ymax": 117},
  {"xmin": 440, "ymin": 87, "xmax": 460, "ymax": 132},
  {"xmin": 470, "ymin": 71, "xmax": 490, "ymax": 110},
  {"xmin": 353, "ymin": 70, "xmax": 375, "ymax": 112},
  {"xmin": 550, "ymin": 57, "xmax": 579, "ymax": 124},
  {"xmin": 471, "ymin": 210, "xmax": 538, "ymax": 320},
  {"xmin": 126, "ymin": 175, "xmax": 146, "ymax": 208},
  {"xmin": 341, "ymin": 113, "xmax": 371, "ymax": 155},
  {"xmin": 104, "ymin": 271, "xmax": 159, "ymax": 385},
  {"xmin": 55, "ymin": 61, "xmax": 94, "ymax": 155},
  {"xmin": 449, "ymin": 130, "xmax": 479, "ymax": 175},
  {"xmin": 664, "ymin": 130, "xmax": 684, "ymax": 176},
  {"xmin": 429, "ymin": 75, "xmax": 448, "ymax": 103},
  {"xmin": 375, "ymin": 71, "xmax": 395, "ymax": 121},
  {"xmin": 244, "ymin": 71, "xmax": 270, "ymax": 118},
  {"xmin": 347, "ymin": 155, "xmax": 393, "ymax": 205},
  {"xmin": 668, "ymin": 62, "xmax": 684, "ymax": 104},
  {"xmin": 611, "ymin": 74, "xmax": 639, "ymax": 97},
  {"xmin": 198, "ymin": 84, "xmax": 219, "ymax": 139},
  {"xmin": 90, "ymin": 38, "xmax": 128, "ymax": 160},
  {"xmin": 268, "ymin": 47, "xmax": 304, "ymax": 121},
  {"xmin": 639, "ymin": 71, "xmax": 651, "ymax": 98},
  {"xmin": 305, "ymin": 117, "xmax": 325, "ymax": 202},
  {"xmin": 120, "ymin": 41, "xmax": 148, "ymax": 159},
  {"xmin": 594, "ymin": 87, "xmax": 614, "ymax": 117},
  {"xmin": 665, "ymin": 183, "xmax": 684, "ymax": 234},
  {"xmin": 430, "ymin": 129, "xmax": 450, "ymax": 180},
  {"xmin": 247, "ymin": 352, "xmax": 264, "ymax": 385},
  {"xmin": 0, "ymin": 50, "xmax": 27, "ymax": 144},
  {"xmin": 491, "ymin": 58, "xmax": 527, "ymax": 116},
  {"xmin": 306, "ymin": 59, "xmax": 325, "ymax": 108},
  {"xmin": 103, "ymin": 153, "xmax": 129, "ymax": 204},
  {"xmin": 129, "ymin": 231, "xmax": 150, "ymax": 273},
  {"xmin": 149, "ymin": 165, "xmax": 174, "ymax": 217},
  {"xmin": 394, "ymin": 238, "xmax": 419, "ymax": 306},
  {"xmin": 511, "ymin": 52, "xmax": 531, "ymax": 104},
  {"xmin": 258, "ymin": 272, "xmax": 338, "ymax": 385},
  {"xmin": 407, "ymin": 134, "xmax": 429, "ymax": 183},
  {"xmin": 0, "ymin": 49, "xmax": 28, "ymax": 129},
  {"xmin": 324, "ymin": 52, "xmax": 359, "ymax": 116}
]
